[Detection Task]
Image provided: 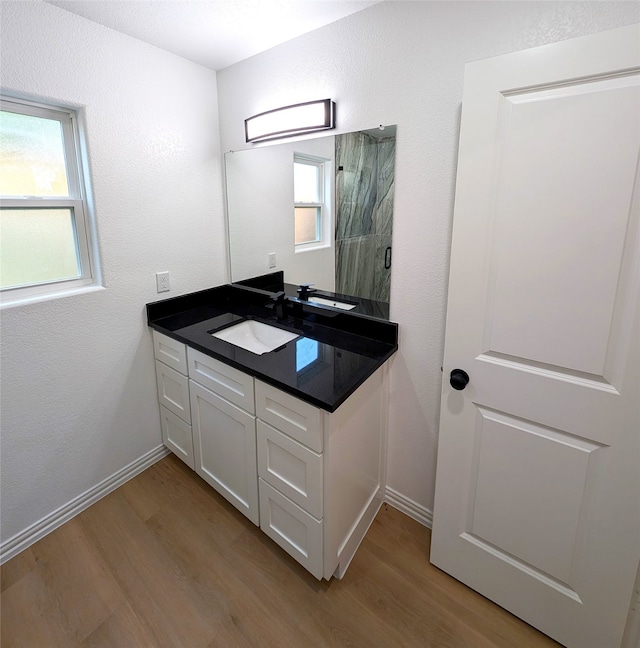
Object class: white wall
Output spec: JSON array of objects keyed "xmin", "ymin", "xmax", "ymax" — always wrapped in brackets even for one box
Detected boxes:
[
  {"xmin": 0, "ymin": 1, "xmax": 226, "ymax": 547},
  {"xmin": 217, "ymin": 1, "xmax": 640, "ymax": 517}
]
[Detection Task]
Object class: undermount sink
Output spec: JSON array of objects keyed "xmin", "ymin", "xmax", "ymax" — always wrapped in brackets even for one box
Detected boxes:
[
  {"xmin": 211, "ymin": 319, "xmax": 299, "ymax": 355},
  {"xmin": 308, "ymin": 296, "xmax": 357, "ymax": 311}
]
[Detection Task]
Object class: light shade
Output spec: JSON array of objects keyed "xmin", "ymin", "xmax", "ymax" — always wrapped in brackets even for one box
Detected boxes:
[{"xmin": 245, "ymin": 99, "xmax": 335, "ymax": 143}]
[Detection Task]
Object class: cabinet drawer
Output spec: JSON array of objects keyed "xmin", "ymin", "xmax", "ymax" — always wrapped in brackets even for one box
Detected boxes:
[
  {"xmin": 255, "ymin": 380, "xmax": 323, "ymax": 452},
  {"xmin": 259, "ymin": 479, "xmax": 323, "ymax": 580},
  {"xmin": 188, "ymin": 347, "xmax": 255, "ymax": 414},
  {"xmin": 155, "ymin": 360, "xmax": 191, "ymax": 424},
  {"xmin": 153, "ymin": 331, "xmax": 187, "ymax": 375},
  {"xmin": 257, "ymin": 420, "xmax": 323, "ymax": 519},
  {"xmin": 159, "ymin": 405, "xmax": 194, "ymax": 469}
]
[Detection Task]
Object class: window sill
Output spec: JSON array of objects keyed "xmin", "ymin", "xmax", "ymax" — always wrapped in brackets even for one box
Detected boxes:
[
  {"xmin": 0, "ymin": 283, "xmax": 105, "ymax": 310},
  {"xmin": 295, "ymin": 242, "xmax": 331, "ymax": 254}
]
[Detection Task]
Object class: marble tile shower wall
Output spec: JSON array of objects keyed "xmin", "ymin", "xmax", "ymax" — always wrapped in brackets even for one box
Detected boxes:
[{"xmin": 335, "ymin": 131, "xmax": 396, "ymax": 304}]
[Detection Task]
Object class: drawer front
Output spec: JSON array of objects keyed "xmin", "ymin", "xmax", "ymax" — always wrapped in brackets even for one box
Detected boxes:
[
  {"xmin": 155, "ymin": 360, "xmax": 191, "ymax": 424},
  {"xmin": 257, "ymin": 420, "xmax": 323, "ymax": 519},
  {"xmin": 255, "ymin": 380, "xmax": 323, "ymax": 452},
  {"xmin": 153, "ymin": 331, "xmax": 187, "ymax": 375},
  {"xmin": 159, "ymin": 405, "xmax": 194, "ymax": 469},
  {"xmin": 188, "ymin": 348, "xmax": 255, "ymax": 414},
  {"xmin": 259, "ymin": 479, "xmax": 323, "ymax": 580}
]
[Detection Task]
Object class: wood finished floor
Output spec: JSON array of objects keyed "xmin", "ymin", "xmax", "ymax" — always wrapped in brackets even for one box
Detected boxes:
[{"xmin": 1, "ymin": 454, "xmax": 561, "ymax": 648}]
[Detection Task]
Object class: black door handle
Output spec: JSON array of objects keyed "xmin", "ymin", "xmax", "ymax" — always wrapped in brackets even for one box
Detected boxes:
[
  {"xmin": 384, "ymin": 246, "xmax": 392, "ymax": 270},
  {"xmin": 450, "ymin": 369, "xmax": 469, "ymax": 391}
]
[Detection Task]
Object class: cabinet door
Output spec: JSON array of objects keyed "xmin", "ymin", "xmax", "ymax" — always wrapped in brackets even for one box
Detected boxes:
[
  {"xmin": 259, "ymin": 479, "xmax": 323, "ymax": 580},
  {"xmin": 159, "ymin": 405, "xmax": 194, "ymax": 469},
  {"xmin": 155, "ymin": 360, "xmax": 191, "ymax": 424},
  {"xmin": 190, "ymin": 380, "xmax": 259, "ymax": 525}
]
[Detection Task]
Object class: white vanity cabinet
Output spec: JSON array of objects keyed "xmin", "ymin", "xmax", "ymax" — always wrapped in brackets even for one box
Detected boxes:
[
  {"xmin": 152, "ymin": 331, "xmax": 194, "ymax": 469},
  {"xmin": 151, "ymin": 330, "xmax": 388, "ymax": 581},
  {"xmin": 187, "ymin": 347, "xmax": 259, "ymax": 526}
]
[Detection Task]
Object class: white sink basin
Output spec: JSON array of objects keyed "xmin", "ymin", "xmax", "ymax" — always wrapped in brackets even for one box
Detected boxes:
[
  {"xmin": 211, "ymin": 319, "xmax": 299, "ymax": 355},
  {"xmin": 308, "ymin": 296, "xmax": 357, "ymax": 311}
]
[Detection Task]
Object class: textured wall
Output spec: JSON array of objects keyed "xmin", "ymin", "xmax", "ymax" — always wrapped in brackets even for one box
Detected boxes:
[
  {"xmin": 217, "ymin": 1, "xmax": 639, "ymax": 515},
  {"xmin": 0, "ymin": 1, "xmax": 226, "ymax": 543}
]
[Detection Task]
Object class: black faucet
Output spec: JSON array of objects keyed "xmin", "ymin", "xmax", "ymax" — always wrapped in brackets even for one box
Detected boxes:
[
  {"xmin": 267, "ymin": 291, "xmax": 288, "ymax": 320},
  {"xmin": 297, "ymin": 283, "xmax": 317, "ymax": 301}
]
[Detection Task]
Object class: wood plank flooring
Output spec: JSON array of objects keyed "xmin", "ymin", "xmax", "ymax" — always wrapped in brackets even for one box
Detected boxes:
[{"xmin": 1, "ymin": 454, "xmax": 561, "ymax": 647}]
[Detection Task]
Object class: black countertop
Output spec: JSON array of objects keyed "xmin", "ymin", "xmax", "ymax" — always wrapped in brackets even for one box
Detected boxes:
[
  {"xmin": 235, "ymin": 271, "xmax": 390, "ymax": 320},
  {"xmin": 147, "ymin": 283, "xmax": 398, "ymax": 413}
]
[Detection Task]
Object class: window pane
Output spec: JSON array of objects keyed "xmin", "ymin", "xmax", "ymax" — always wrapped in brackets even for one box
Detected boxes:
[
  {"xmin": 294, "ymin": 162, "xmax": 320, "ymax": 203},
  {"xmin": 295, "ymin": 207, "xmax": 320, "ymax": 244},
  {"xmin": 0, "ymin": 208, "xmax": 80, "ymax": 289},
  {"xmin": 0, "ymin": 110, "xmax": 70, "ymax": 197}
]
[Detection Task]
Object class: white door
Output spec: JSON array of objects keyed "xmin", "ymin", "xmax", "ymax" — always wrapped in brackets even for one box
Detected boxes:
[{"xmin": 431, "ymin": 24, "xmax": 640, "ymax": 648}]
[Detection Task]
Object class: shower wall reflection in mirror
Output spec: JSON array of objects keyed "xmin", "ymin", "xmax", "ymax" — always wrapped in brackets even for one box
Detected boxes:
[{"xmin": 225, "ymin": 126, "xmax": 396, "ymax": 315}]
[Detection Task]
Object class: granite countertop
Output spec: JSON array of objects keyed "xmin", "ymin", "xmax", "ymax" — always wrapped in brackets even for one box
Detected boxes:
[
  {"xmin": 235, "ymin": 271, "xmax": 391, "ymax": 320},
  {"xmin": 147, "ymin": 283, "xmax": 398, "ymax": 412}
]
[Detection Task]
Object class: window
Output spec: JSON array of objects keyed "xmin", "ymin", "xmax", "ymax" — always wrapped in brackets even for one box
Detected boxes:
[
  {"xmin": 294, "ymin": 154, "xmax": 328, "ymax": 249},
  {"xmin": 0, "ymin": 97, "xmax": 98, "ymax": 305}
]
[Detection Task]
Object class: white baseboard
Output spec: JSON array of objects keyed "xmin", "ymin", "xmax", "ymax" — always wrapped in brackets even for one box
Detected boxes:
[
  {"xmin": 0, "ymin": 445, "xmax": 170, "ymax": 565},
  {"xmin": 384, "ymin": 486, "xmax": 433, "ymax": 528}
]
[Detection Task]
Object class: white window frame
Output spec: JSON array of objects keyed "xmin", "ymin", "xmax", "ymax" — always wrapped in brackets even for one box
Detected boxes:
[
  {"xmin": 0, "ymin": 96, "xmax": 100, "ymax": 307},
  {"xmin": 293, "ymin": 153, "xmax": 331, "ymax": 252}
]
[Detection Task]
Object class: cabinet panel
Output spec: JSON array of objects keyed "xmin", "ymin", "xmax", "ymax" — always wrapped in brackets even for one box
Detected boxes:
[
  {"xmin": 159, "ymin": 405, "xmax": 194, "ymax": 469},
  {"xmin": 153, "ymin": 331, "xmax": 188, "ymax": 374},
  {"xmin": 155, "ymin": 360, "xmax": 191, "ymax": 424},
  {"xmin": 190, "ymin": 380, "xmax": 258, "ymax": 525},
  {"xmin": 188, "ymin": 348, "xmax": 255, "ymax": 414},
  {"xmin": 259, "ymin": 478, "xmax": 323, "ymax": 579},
  {"xmin": 255, "ymin": 380, "xmax": 323, "ymax": 452},
  {"xmin": 257, "ymin": 420, "xmax": 323, "ymax": 519}
]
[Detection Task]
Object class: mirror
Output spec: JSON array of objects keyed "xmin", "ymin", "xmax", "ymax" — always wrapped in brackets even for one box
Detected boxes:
[{"xmin": 225, "ymin": 126, "xmax": 396, "ymax": 319}]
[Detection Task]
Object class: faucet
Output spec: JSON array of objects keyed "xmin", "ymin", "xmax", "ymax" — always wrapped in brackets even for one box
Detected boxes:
[
  {"xmin": 297, "ymin": 283, "xmax": 317, "ymax": 301},
  {"xmin": 267, "ymin": 291, "xmax": 288, "ymax": 320}
]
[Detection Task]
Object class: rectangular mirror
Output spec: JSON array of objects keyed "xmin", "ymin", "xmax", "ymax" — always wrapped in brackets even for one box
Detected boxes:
[{"xmin": 225, "ymin": 126, "xmax": 396, "ymax": 320}]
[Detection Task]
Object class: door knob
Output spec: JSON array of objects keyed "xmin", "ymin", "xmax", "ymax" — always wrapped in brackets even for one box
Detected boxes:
[{"xmin": 450, "ymin": 369, "xmax": 469, "ymax": 391}]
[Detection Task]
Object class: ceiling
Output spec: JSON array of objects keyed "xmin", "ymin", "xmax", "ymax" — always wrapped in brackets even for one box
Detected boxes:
[{"xmin": 43, "ymin": 0, "xmax": 381, "ymax": 71}]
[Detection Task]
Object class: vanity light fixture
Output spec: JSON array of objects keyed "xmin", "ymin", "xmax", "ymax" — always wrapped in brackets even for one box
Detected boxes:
[{"xmin": 245, "ymin": 99, "xmax": 336, "ymax": 143}]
